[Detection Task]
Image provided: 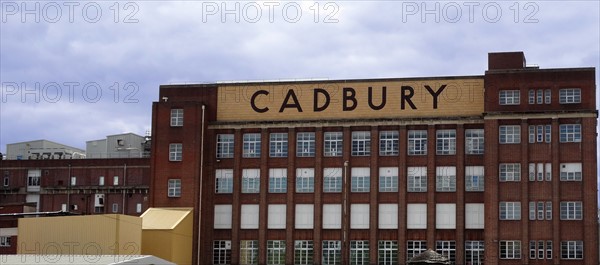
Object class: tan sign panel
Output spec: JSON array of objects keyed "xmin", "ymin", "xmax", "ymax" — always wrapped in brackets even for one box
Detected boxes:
[{"xmin": 217, "ymin": 78, "xmax": 484, "ymax": 121}]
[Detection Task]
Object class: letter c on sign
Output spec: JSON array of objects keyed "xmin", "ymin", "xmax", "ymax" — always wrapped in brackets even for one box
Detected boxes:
[{"xmin": 250, "ymin": 90, "xmax": 269, "ymax": 113}]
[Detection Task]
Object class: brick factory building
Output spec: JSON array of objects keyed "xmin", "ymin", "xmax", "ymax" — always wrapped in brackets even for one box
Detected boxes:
[{"xmin": 149, "ymin": 52, "xmax": 598, "ymax": 264}]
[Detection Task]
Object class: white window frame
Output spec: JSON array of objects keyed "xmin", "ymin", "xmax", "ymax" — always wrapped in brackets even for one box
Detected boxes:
[
  {"xmin": 294, "ymin": 240, "xmax": 314, "ymax": 265},
  {"xmin": 379, "ymin": 167, "xmax": 398, "ymax": 192},
  {"xmin": 436, "ymin": 166, "xmax": 456, "ymax": 192},
  {"xmin": 436, "ymin": 240, "xmax": 456, "ymax": 262},
  {"xmin": 169, "ymin": 143, "xmax": 182, "ymax": 161},
  {"xmin": 560, "ymin": 163, "xmax": 582, "ymax": 181},
  {"xmin": 216, "ymin": 134, "xmax": 234, "ymax": 159},
  {"xmin": 499, "ymin": 240, "xmax": 521, "ymax": 259},
  {"xmin": 241, "ymin": 204, "xmax": 259, "ymax": 229},
  {"xmin": 560, "ymin": 124, "xmax": 582, "ymax": 143},
  {"xmin": 499, "ymin": 202, "xmax": 521, "ymax": 220},
  {"xmin": 295, "ymin": 204, "xmax": 314, "ymax": 229},
  {"xmin": 350, "ymin": 204, "xmax": 369, "ymax": 229},
  {"xmin": 243, "ymin": 133, "xmax": 261, "ymax": 158},
  {"xmin": 350, "ymin": 240, "xmax": 370, "ymax": 265},
  {"xmin": 324, "ymin": 132, "xmax": 343, "ymax": 157},
  {"xmin": 0, "ymin": 236, "xmax": 11, "ymax": 247},
  {"xmin": 322, "ymin": 241, "xmax": 342, "ymax": 264},
  {"xmin": 379, "ymin": 131, "xmax": 399, "ymax": 156},
  {"xmin": 499, "ymin": 163, "xmax": 521, "ymax": 182},
  {"xmin": 559, "ymin": 88, "xmax": 581, "ymax": 104},
  {"xmin": 215, "ymin": 169, "xmax": 233, "ymax": 194},
  {"xmin": 269, "ymin": 168, "xmax": 287, "ymax": 193},
  {"xmin": 499, "ymin": 125, "xmax": 521, "ymax": 144},
  {"xmin": 322, "ymin": 204, "xmax": 342, "ymax": 229},
  {"xmin": 351, "ymin": 167, "xmax": 370, "ymax": 192},
  {"xmin": 170, "ymin": 108, "xmax": 183, "ymax": 127},
  {"xmin": 407, "ymin": 203, "xmax": 427, "ymax": 229},
  {"xmin": 379, "ymin": 204, "xmax": 398, "ymax": 229},
  {"xmin": 99, "ymin": 176, "xmax": 104, "ymax": 186},
  {"xmin": 351, "ymin": 131, "xmax": 371, "ymax": 156},
  {"xmin": 112, "ymin": 203, "xmax": 119, "ymax": 213},
  {"xmin": 323, "ymin": 168, "xmax": 342, "ymax": 193},
  {"xmin": 168, "ymin": 179, "xmax": 181, "ymax": 197},
  {"xmin": 407, "ymin": 167, "xmax": 427, "ymax": 192},
  {"xmin": 560, "ymin": 201, "xmax": 582, "ymax": 220},
  {"xmin": 267, "ymin": 204, "xmax": 286, "ymax": 229},
  {"xmin": 378, "ymin": 241, "xmax": 398, "ymax": 265},
  {"xmin": 465, "ymin": 203, "xmax": 484, "ymax": 229},
  {"xmin": 213, "ymin": 240, "xmax": 232, "ymax": 265},
  {"xmin": 408, "ymin": 130, "xmax": 427, "ymax": 155},
  {"xmin": 296, "ymin": 168, "xmax": 315, "ymax": 193},
  {"xmin": 499, "ymin": 90, "xmax": 520, "ymax": 105},
  {"xmin": 465, "ymin": 241, "xmax": 484, "ymax": 265},
  {"xmin": 407, "ymin": 240, "xmax": 427, "ymax": 260},
  {"xmin": 296, "ymin": 132, "xmax": 315, "ymax": 157},
  {"xmin": 560, "ymin": 241, "xmax": 583, "ymax": 259},
  {"xmin": 436, "ymin": 129, "xmax": 456, "ymax": 155},
  {"xmin": 242, "ymin": 169, "xmax": 260, "ymax": 193},
  {"xmin": 269, "ymin": 133, "xmax": 288, "ymax": 157},
  {"xmin": 465, "ymin": 129, "xmax": 484, "ymax": 155},
  {"xmin": 436, "ymin": 203, "xmax": 456, "ymax": 229},
  {"xmin": 239, "ymin": 240, "xmax": 259, "ymax": 265},
  {"xmin": 214, "ymin": 205, "xmax": 233, "ymax": 229},
  {"xmin": 465, "ymin": 166, "xmax": 484, "ymax": 192},
  {"xmin": 267, "ymin": 240, "xmax": 286, "ymax": 265}
]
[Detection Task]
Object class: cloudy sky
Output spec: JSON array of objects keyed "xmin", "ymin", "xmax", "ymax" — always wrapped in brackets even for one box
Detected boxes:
[{"xmin": 1, "ymin": 1, "xmax": 598, "ymax": 153}]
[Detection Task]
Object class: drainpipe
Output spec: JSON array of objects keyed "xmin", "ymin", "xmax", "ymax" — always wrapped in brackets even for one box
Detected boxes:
[
  {"xmin": 67, "ymin": 164, "xmax": 71, "ymax": 212},
  {"xmin": 122, "ymin": 163, "xmax": 127, "ymax": 214},
  {"xmin": 197, "ymin": 105, "xmax": 206, "ymax": 265}
]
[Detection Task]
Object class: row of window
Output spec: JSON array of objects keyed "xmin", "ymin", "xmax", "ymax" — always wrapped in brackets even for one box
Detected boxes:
[
  {"xmin": 212, "ymin": 129, "xmax": 484, "ymax": 159},
  {"xmin": 0, "ymin": 236, "xmax": 10, "ymax": 247},
  {"xmin": 500, "ymin": 124, "xmax": 582, "ymax": 144},
  {"xmin": 213, "ymin": 203, "xmax": 483, "ymax": 230},
  {"xmin": 499, "ymin": 88, "xmax": 581, "ymax": 105},
  {"xmin": 501, "ymin": 240, "xmax": 582, "ymax": 260},
  {"xmin": 500, "ymin": 201, "xmax": 582, "ymax": 220},
  {"xmin": 26, "ymin": 171, "xmax": 123, "ymax": 187},
  {"xmin": 501, "ymin": 162, "xmax": 582, "ymax": 182},
  {"xmin": 214, "ymin": 240, "xmax": 482, "ymax": 265}
]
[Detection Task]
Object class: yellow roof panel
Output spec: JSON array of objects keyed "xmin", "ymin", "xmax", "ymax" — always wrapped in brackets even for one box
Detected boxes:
[{"xmin": 140, "ymin": 208, "xmax": 193, "ymax": 230}]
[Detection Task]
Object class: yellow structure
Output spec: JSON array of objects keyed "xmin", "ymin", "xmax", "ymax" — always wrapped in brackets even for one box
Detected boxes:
[
  {"xmin": 17, "ymin": 214, "xmax": 142, "ymax": 255},
  {"xmin": 141, "ymin": 208, "xmax": 193, "ymax": 265}
]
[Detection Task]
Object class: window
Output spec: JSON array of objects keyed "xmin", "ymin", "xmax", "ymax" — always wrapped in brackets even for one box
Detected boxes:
[
  {"xmin": 324, "ymin": 132, "xmax": 343, "ymax": 157},
  {"xmin": 3, "ymin": 176, "xmax": 9, "ymax": 187},
  {"xmin": 561, "ymin": 241, "xmax": 583, "ymax": 259},
  {"xmin": 241, "ymin": 204, "xmax": 259, "ymax": 229},
  {"xmin": 267, "ymin": 240, "xmax": 286, "ymax": 265},
  {"xmin": 350, "ymin": 204, "xmax": 369, "ymax": 229},
  {"xmin": 242, "ymin": 169, "xmax": 260, "ymax": 193},
  {"xmin": 559, "ymin": 124, "xmax": 581, "ymax": 142},
  {"xmin": 529, "ymin": 241, "xmax": 536, "ymax": 259},
  {"xmin": 295, "ymin": 204, "xmax": 314, "ymax": 229},
  {"xmin": 213, "ymin": 240, "xmax": 232, "ymax": 264},
  {"xmin": 499, "ymin": 163, "xmax": 521, "ymax": 182},
  {"xmin": 113, "ymin": 176, "xmax": 119, "ymax": 186},
  {"xmin": 529, "ymin": 89, "xmax": 551, "ymax": 105},
  {"xmin": 351, "ymin": 167, "xmax": 370, "ymax": 192},
  {"xmin": 379, "ymin": 204, "xmax": 398, "ymax": 229},
  {"xmin": 436, "ymin": 130, "xmax": 456, "ymax": 155},
  {"xmin": 70, "ymin": 176, "xmax": 76, "ymax": 186},
  {"xmin": 351, "ymin": 131, "xmax": 371, "ymax": 156},
  {"xmin": 436, "ymin": 204, "xmax": 456, "ymax": 229},
  {"xmin": 379, "ymin": 167, "xmax": 398, "ymax": 192},
  {"xmin": 214, "ymin": 205, "xmax": 232, "ymax": 229},
  {"xmin": 379, "ymin": 131, "xmax": 399, "ymax": 156},
  {"xmin": 465, "ymin": 129, "xmax": 484, "ymax": 155},
  {"xmin": 408, "ymin": 130, "xmax": 427, "ymax": 155},
  {"xmin": 99, "ymin": 176, "xmax": 104, "ymax": 186},
  {"xmin": 560, "ymin": 201, "xmax": 582, "ymax": 220},
  {"xmin": 322, "ymin": 204, "xmax": 342, "ymax": 229},
  {"xmin": 546, "ymin": 201, "xmax": 552, "ymax": 220},
  {"xmin": 239, "ymin": 240, "xmax": 258, "ymax": 265},
  {"xmin": 465, "ymin": 166, "xmax": 484, "ymax": 192},
  {"xmin": 268, "ymin": 204, "xmax": 286, "ymax": 229},
  {"xmin": 560, "ymin": 163, "xmax": 582, "ymax": 181},
  {"xmin": 243, "ymin": 133, "xmax": 261, "ymax": 158},
  {"xmin": 269, "ymin": 133, "xmax": 288, "ymax": 157},
  {"xmin": 559, "ymin": 88, "xmax": 581, "ymax": 104},
  {"xmin": 322, "ymin": 241, "xmax": 342, "ymax": 265},
  {"xmin": 407, "ymin": 240, "xmax": 427, "ymax": 260},
  {"xmin": 465, "ymin": 241, "xmax": 484, "ymax": 265},
  {"xmin": 500, "ymin": 202, "xmax": 521, "ymax": 220},
  {"xmin": 323, "ymin": 168, "xmax": 342, "ymax": 193},
  {"xmin": 112, "ymin": 203, "xmax": 119, "ymax": 213},
  {"xmin": 500, "ymin": 240, "xmax": 521, "ymax": 259},
  {"xmin": 167, "ymin": 179, "xmax": 181, "ymax": 197},
  {"xmin": 465, "ymin": 203, "xmax": 485, "ymax": 229},
  {"xmin": 350, "ymin": 241, "xmax": 369, "ymax": 265},
  {"xmin": 529, "ymin": 201, "xmax": 550, "ymax": 221},
  {"xmin": 169, "ymin": 143, "xmax": 182, "ymax": 161},
  {"xmin": 0, "ymin": 236, "xmax": 11, "ymax": 247},
  {"xmin": 529, "ymin": 163, "xmax": 552, "ymax": 181},
  {"xmin": 528, "ymin": 89, "xmax": 534, "ymax": 104},
  {"xmin": 529, "ymin": 125, "xmax": 551, "ymax": 143},
  {"xmin": 378, "ymin": 241, "xmax": 398, "ymax": 265},
  {"xmin": 136, "ymin": 203, "xmax": 142, "ymax": 213},
  {"xmin": 27, "ymin": 169, "xmax": 41, "ymax": 191},
  {"xmin": 407, "ymin": 167, "xmax": 427, "ymax": 192},
  {"xmin": 545, "ymin": 89, "xmax": 551, "ymax": 103},
  {"xmin": 436, "ymin": 241, "xmax": 456, "ymax": 262},
  {"xmin": 294, "ymin": 240, "xmax": 313, "ymax": 265},
  {"xmin": 215, "ymin": 169, "xmax": 233, "ymax": 194},
  {"xmin": 538, "ymin": 240, "xmax": 545, "ymax": 259},
  {"xmin": 499, "ymin": 90, "xmax": 520, "ymax": 105},
  {"xmin": 269, "ymin": 168, "xmax": 287, "ymax": 193},
  {"xmin": 499, "ymin": 125, "xmax": 520, "ymax": 144},
  {"xmin": 407, "ymin": 204, "xmax": 427, "ymax": 229},
  {"xmin": 296, "ymin": 168, "xmax": 315, "ymax": 193},
  {"xmin": 546, "ymin": 241, "xmax": 553, "ymax": 259},
  {"xmin": 170, "ymin": 109, "xmax": 183, "ymax": 127},
  {"xmin": 216, "ymin": 134, "xmax": 234, "ymax": 158},
  {"xmin": 436, "ymin": 166, "xmax": 456, "ymax": 192},
  {"xmin": 296, "ymin": 132, "xmax": 315, "ymax": 157}
]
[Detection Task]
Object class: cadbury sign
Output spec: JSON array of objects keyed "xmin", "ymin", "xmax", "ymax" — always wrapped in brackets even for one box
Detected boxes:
[{"xmin": 216, "ymin": 78, "xmax": 484, "ymax": 121}]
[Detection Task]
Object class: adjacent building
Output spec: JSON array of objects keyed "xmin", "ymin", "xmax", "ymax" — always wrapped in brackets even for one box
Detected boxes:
[
  {"xmin": 5, "ymin": 140, "xmax": 85, "ymax": 160},
  {"xmin": 86, "ymin": 133, "xmax": 151, "ymax": 159},
  {"xmin": 150, "ymin": 52, "xmax": 598, "ymax": 264}
]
